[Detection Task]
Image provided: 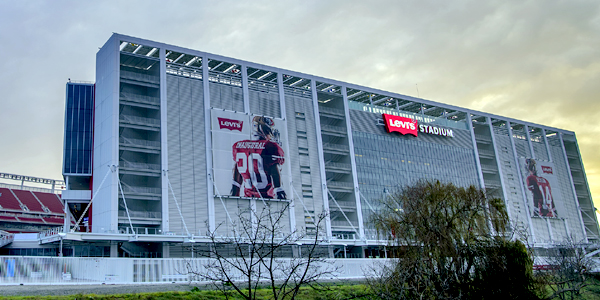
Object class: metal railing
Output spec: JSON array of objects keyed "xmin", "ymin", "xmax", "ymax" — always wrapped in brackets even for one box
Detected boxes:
[
  {"xmin": 119, "ymin": 160, "xmax": 161, "ymax": 171},
  {"xmin": 0, "ymin": 183, "xmax": 63, "ymax": 195},
  {"xmin": 166, "ymin": 64, "xmax": 203, "ymax": 80},
  {"xmin": 474, "ymin": 134, "xmax": 492, "ymax": 141},
  {"xmin": 118, "ymin": 227, "xmax": 162, "ymax": 235},
  {"xmin": 331, "ymin": 220, "xmax": 359, "ymax": 227},
  {"xmin": 329, "ymin": 200, "xmax": 356, "ymax": 208},
  {"xmin": 484, "ymin": 179, "xmax": 502, "ymax": 187},
  {"xmin": 322, "ymin": 143, "xmax": 349, "ymax": 152},
  {"xmin": 480, "ymin": 164, "xmax": 498, "ymax": 172},
  {"xmin": 327, "ymin": 181, "xmax": 353, "ymax": 188},
  {"xmin": 120, "ymin": 115, "xmax": 161, "ymax": 127},
  {"xmin": 0, "ymin": 230, "xmax": 14, "ymax": 247},
  {"xmin": 120, "ymin": 185, "xmax": 161, "ymax": 195},
  {"xmin": 318, "ymin": 106, "xmax": 345, "ymax": 116},
  {"xmin": 118, "ymin": 211, "xmax": 161, "ymax": 219},
  {"xmin": 120, "ymin": 93, "xmax": 160, "ymax": 106},
  {"xmin": 332, "ymin": 233, "xmax": 358, "ymax": 240},
  {"xmin": 325, "ymin": 162, "xmax": 352, "ymax": 170},
  {"xmin": 120, "ymin": 70, "xmax": 159, "ymax": 84},
  {"xmin": 321, "ymin": 124, "xmax": 347, "ymax": 134},
  {"xmin": 119, "ymin": 137, "xmax": 161, "ymax": 149},
  {"xmin": 207, "ymin": 71, "xmax": 242, "ymax": 87},
  {"xmin": 335, "ymin": 252, "xmax": 363, "ymax": 258},
  {"xmin": 478, "ymin": 149, "xmax": 495, "ymax": 156},
  {"xmin": 38, "ymin": 228, "xmax": 63, "ymax": 239}
]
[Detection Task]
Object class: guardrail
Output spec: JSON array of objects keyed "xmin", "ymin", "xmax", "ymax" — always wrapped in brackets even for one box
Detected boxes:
[
  {"xmin": 120, "ymin": 93, "xmax": 160, "ymax": 105},
  {"xmin": 119, "ymin": 137, "xmax": 161, "ymax": 148},
  {"xmin": 0, "ymin": 257, "xmax": 386, "ymax": 285},
  {"xmin": 0, "ymin": 230, "xmax": 14, "ymax": 247}
]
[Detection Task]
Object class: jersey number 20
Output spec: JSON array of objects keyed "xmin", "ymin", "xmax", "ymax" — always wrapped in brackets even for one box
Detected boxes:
[{"xmin": 236, "ymin": 152, "xmax": 268, "ymax": 189}]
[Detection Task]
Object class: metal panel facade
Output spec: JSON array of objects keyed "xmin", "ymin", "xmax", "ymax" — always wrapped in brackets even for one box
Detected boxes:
[{"xmin": 87, "ymin": 34, "xmax": 599, "ymax": 255}]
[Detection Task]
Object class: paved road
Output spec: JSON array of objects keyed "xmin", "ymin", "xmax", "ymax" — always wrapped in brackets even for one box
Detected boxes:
[{"xmin": 0, "ymin": 283, "xmax": 205, "ymax": 297}]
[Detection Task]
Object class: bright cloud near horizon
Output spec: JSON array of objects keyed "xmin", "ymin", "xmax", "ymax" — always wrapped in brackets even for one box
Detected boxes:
[{"xmin": 1, "ymin": 1, "xmax": 599, "ymax": 217}]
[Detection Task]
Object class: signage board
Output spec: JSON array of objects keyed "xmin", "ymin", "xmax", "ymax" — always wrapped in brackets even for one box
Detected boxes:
[
  {"xmin": 382, "ymin": 113, "xmax": 453, "ymax": 138},
  {"xmin": 520, "ymin": 158, "xmax": 562, "ymax": 218},
  {"xmin": 211, "ymin": 110, "xmax": 289, "ymax": 200}
]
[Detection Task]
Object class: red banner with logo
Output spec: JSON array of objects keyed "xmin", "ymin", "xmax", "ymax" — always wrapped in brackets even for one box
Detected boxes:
[
  {"xmin": 218, "ymin": 118, "xmax": 244, "ymax": 132},
  {"xmin": 383, "ymin": 114, "xmax": 418, "ymax": 137}
]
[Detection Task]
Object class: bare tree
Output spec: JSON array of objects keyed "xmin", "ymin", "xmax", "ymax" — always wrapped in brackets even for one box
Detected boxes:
[
  {"xmin": 184, "ymin": 201, "xmax": 336, "ymax": 300},
  {"xmin": 537, "ymin": 239, "xmax": 597, "ymax": 300}
]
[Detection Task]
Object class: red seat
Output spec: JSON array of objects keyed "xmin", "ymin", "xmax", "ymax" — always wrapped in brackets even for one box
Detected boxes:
[
  {"xmin": 15, "ymin": 216, "xmax": 46, "ymax": 224},
  {"xmin": 33, "ymin": 192, "xmax": 64, "ymax": 214},
  {"xmin": 12, "ymin": 190, "xmax": 45, "ymax": 213},
  {"xmin": 43, "ymin": 217, "xmax": 65, "ymax": 225},
  {"xmin": 0, "ymin": 188, "xmax": 25, "ymax": 211},
  {"xmin": 0, "ymin": 215, "xmax": 18, "ymax": 222}
]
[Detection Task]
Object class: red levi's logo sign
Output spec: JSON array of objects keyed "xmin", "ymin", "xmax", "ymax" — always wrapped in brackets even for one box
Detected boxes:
[
  {"xmin": 383, "ymin": 114, "xmax": 418, "ymax": 137},
  {"xmin": 218, "ymin": 118, "xmax": 243, "ymax": 131},
  {"xmin": 542, "ymin": 166, "xmax": 553, "ymax": 174}
]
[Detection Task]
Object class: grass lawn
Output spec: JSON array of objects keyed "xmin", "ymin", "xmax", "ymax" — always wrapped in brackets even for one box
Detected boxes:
[
  {"xmin": 1, "ymin": 284, "xmax": 372, "ymax": 300},
  {"xmin": 3, "ymin": 279, "xmax": 599, "ymax": 299}
]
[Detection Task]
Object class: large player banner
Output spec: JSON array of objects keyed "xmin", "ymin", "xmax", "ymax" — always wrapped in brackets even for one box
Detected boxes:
[
  {"xmin": 211, "ymin": 110, "xmax": 289, "ymax": 200},
  {"xmin": 520, "ymin": 158, "xmax": 562, "ymax": 218}
]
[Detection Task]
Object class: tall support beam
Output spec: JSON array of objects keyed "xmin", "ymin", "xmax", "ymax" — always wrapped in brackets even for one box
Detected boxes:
[
  {"xmin": 203, "ymin": 55, "xmax": 216, "ymax": 232},
  {"xmin": 311, "ymin": 80, "xmax": 332, "ymax": 241},
  {"xmin": 160, "ymin": 47, "xmax": 170, "ymax": 233},
  {"xmin": 507, "ymin": 121, "xmax": 536, "ymax": 242},
  {"xmin": 467, "ymin": 114, "xmax": 485, "ymax": 190},
  {"xmin": 542, "ymin": 129, "xmax": 553, "ymax": 162},
  {"xmin": 342, "ymin": 86, "xmax": 365, "ymax": 241},
  {"xmin": 241, "ymin": 64, "xmax": 250, "ymax": 114},
  {"xmin": 559, "ymin": 133, "xmax": 588, "ymax": 242},
  {"xmin": 525, "ymin": 125, "xmax": 536, "ymax": 159},
  {"xmin": 277, "ymin": 72, "xmax": 296, "ymax": 231},
  {"xmin": 487, "ymin": 117, "xmax": 513, "ymax": 224},
  {"xmin": 241, "ymin": 64, "xmax": 257, "ymax": 222}
]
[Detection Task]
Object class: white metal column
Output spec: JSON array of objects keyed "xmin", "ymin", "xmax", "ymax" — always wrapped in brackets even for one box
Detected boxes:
[
  {"xmin": 277, "ymin": 72, "xmax": 296, "ymax": 231},
  {"xmin": 524, "ymin": 125, "xmax": 536, "ymax": 159},
  {"xmin": 487, "ymin": 117, "xmax": 513, "ymax": 224},
  {"xmin": 310, "ymin": 80, "xmax": 332, "ymax": 240},
  {"xmin": 241, "ymin": 64, "xmax": 250, "ymax": 114},
  {"xmin": 507, "ymin": 121, "xmax": 536, "ymax": 242},
  {"xmin": 559, "ymin": 133, "xmax": 587, "ymax": 242},
  {"xmin": 203, "ymin": 55, "xmax": 216, "ymax": 232},
  {"xmin": 542, "ymin": 129, "xmax": 553, "ymax": 162},
  {"xmin": 466, "ymin": 114, "xmax": 486, "ymax": 189},
  {"xmin": 159, "ymin": 47, "xmax": 170, "ymax": 233},
  {"xmin": 341, "ymin": 86, "xmax": 365, "ymax": 241}
]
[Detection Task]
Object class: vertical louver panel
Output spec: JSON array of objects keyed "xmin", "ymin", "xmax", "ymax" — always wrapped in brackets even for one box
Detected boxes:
[
  {"xmin": 191, "ymin": 79, "xmax": 207, "ymax": 235},
  {"xmin": 167, "ymin": 75, "xmax": 183, "ymax": 234}
]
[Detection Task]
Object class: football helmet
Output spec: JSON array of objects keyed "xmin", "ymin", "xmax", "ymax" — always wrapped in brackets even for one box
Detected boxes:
[
  {"xmin": 526, "ymin": 158, "xmax": 537, "ymax": 175},
  {"xmin": 252, "ymin": 116, "xmax": 275, "ymax": 141}
]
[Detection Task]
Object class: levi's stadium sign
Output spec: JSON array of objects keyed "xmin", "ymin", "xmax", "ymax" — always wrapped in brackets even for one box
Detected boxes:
[
  {"xmin": 384, "ymin": 114, "xmax": 418, "ymax": 136},
  {"xmin": 383, "ymin": 113, "xmax": 454, "ymax": 138}
]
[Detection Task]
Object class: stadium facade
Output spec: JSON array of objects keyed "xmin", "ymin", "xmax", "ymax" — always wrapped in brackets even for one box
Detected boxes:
[{"xmin": 51, "ymin": 33, "xmax": 599, "ymax": 258}]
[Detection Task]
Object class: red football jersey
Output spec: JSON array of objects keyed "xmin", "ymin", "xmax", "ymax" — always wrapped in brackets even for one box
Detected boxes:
[
  {"xmin": 232, "ymin": 139, "xmax": 285, "ymax": 198},
  {"xmin": 527, "ymin": 174, "xmax": 556, "ymax": 217}
]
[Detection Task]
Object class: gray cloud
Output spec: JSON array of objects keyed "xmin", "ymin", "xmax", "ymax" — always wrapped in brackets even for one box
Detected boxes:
[{"xmin": 0, "ymin": 0, "xmax": 598, "ymax": 211}]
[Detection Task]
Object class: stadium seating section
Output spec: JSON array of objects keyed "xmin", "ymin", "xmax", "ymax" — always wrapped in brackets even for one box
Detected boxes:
[
  {"xmin": 33, "ymin": 191, "xmax": 65, "ymax": 214},
  {"xmin": 0, "ymin": 187, "xmax": 67, "ymax": 232}
]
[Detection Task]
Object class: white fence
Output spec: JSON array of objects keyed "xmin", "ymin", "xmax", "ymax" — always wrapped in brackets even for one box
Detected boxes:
[{"xmin": 0, "ymin": 256, "xmax": 385, "ymax": 285}]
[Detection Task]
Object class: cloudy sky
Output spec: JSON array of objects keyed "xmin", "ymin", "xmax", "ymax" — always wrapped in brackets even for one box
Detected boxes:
[{"xmin": 1, "ymin": 1, "xmax": 599, "ymax": 215}]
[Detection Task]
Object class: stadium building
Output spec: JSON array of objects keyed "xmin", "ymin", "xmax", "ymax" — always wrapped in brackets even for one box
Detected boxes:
[{"xmin": 7, "ymin": 33, "xmax": 599, "ymax": 258}]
